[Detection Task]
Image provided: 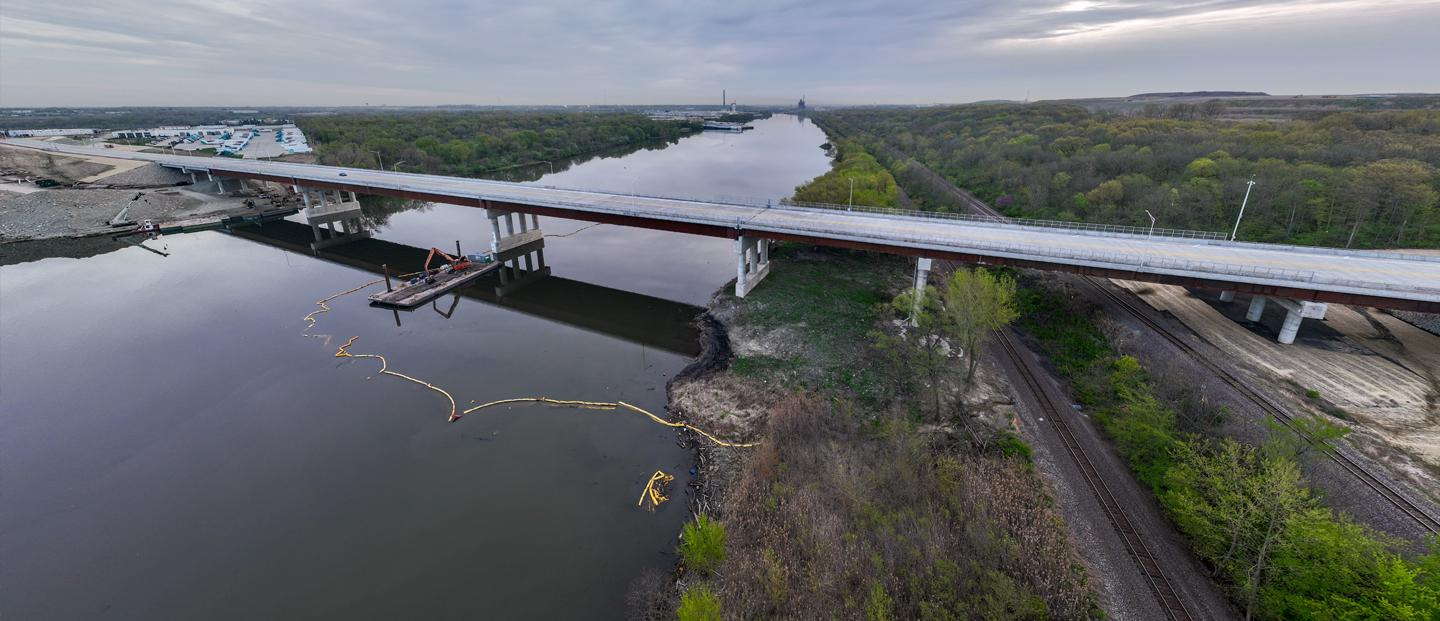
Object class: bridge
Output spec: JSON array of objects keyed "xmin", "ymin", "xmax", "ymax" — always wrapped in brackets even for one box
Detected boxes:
[{"xmin": 8, "ymin": 139, "xmax": 1439, "ymax": 343}]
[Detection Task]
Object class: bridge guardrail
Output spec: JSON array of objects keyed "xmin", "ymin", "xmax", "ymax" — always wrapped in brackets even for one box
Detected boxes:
[
  {"xmin": 14, "ymin": 141, "xmax": 1438, "ymax": 298},
  {"xmin": 526, "ymin": 179, "xmax": 1230, "ymax": 241},
  {"xmin": 484, "ymin": 190, "xmax": 1440, "ymax": 299}
]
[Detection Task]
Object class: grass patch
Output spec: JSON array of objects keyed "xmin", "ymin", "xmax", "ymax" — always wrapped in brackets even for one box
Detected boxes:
[{"xmin": 729, "ymin": 244, "xmax": 908, "ymax": 406}]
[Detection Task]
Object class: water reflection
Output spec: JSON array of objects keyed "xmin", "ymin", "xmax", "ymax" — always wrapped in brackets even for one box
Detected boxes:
[
  {"xmin": 232, "ymin": 219, "xmax": 703, "ymax": 356},
  {"xmin": 0, "ymin": 113, "xmax": 831, "ymax": 620}
]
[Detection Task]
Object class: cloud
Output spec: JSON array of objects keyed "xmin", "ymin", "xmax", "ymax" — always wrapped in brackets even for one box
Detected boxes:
[{"xmin": 1, "ymin": 0, "xmax": 1436, "ymax": 106}]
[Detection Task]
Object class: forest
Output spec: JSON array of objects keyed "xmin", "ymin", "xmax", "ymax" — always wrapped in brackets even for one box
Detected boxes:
[
  {"xmin": 818, "ymin": 105, "xmax": 1440, "ymax": 249},
  {"xmin": 296, "ymin": 111, "xmax": 696, "ymax": 177}
]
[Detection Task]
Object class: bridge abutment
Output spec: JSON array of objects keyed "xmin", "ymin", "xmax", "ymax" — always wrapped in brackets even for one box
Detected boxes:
[{"xmin": 734, "ymin": 235, "xmax": 771, "ymax": 298}]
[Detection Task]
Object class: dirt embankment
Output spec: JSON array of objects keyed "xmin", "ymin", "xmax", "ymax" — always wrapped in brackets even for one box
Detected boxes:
[
  {"xmin": 0, "ymin": 145, "xmax": 264, "ymax": 245},
  {"xmin": 0, "ymin": 146, "xmax": 112, "ymax": 183}
]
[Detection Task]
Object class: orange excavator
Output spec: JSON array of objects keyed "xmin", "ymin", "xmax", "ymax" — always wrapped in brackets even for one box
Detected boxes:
[{"xmin": 420, "ymin": 247, "xmax": 472, "ymax": 284}]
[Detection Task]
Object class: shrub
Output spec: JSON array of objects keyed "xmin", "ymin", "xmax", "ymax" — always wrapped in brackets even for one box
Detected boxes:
[
  {"xmin": 679, "ymin": 514, "xmax": 727, "ymax": 576},
  {"xmin": 677, "ymin": 585, "xmax": 722, "ymax": 621}
]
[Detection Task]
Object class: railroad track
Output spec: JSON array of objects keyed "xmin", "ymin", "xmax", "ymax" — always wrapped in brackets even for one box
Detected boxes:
[
  {"xmin": 925, "ymin": 255, "xmax": 1197, "ymax": 619},
  {"xmin": 894, "ymin": 135, "xmax": 1440, "ymax": 535},
  {"xmin": 1084, "ymin": 278, "xmax": 1440, "ymax": 535},
  {"xmin": 995, "ymin": 327, "xmax": 1195, "ymax": 620}
]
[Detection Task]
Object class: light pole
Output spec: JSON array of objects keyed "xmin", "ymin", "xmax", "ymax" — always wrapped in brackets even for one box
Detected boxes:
[
  {"xmin": 370, "ymin": 150, "xmax": 384, "ymax": 171},
  {"xmin": 540, "ymin": 160, "xmax": 554, "ymax": 175},
  {"xmin": 848, "ymin": 178, "xmax": 855, "ymax": 211},
  {"xmin": 392, "ymin": 160, "xmax": 407, "ymax": 172},
  {"xmin": 1230, "ymin": 177, "xmax": 1256, "ymax": 241},
  {"xmin": 1144, "ymin": 209, "xmax": 1157, "ymax": 237}
]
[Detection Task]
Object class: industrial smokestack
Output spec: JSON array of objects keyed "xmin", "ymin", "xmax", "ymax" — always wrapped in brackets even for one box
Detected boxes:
[{"xmin": 723, "ymin": 89, "xmax": 726, "ymax": 107}]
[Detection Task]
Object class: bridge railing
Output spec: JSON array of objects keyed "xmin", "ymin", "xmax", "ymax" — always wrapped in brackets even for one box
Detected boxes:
[
  {"xmin": 502, "ymin": 191, "xmax": 1440, "ymax": 299},
  {"xmin": 773, "ymin": 198, "xmax": 1231, "ymax": 240},
  {"xmin": 524, "ymin": 181, "xmax": 1230, "ymax": 241}
]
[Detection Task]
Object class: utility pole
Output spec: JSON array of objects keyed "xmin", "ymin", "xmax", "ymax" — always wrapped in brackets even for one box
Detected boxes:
[
  {"xmin": 370, "ymin": 150, "xmax": 384, "ymax": 171},
  {"xmin": 1230, "ymin": 177, "xmax": 1256, "ymax": 241},
  {"xmin": 1145, "ymin": 209, "xmax": 1157, "ymax": 237}
]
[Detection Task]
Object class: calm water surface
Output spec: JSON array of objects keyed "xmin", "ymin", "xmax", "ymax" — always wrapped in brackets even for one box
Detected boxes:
[{"xmin": 0, "ymin": 115, "xmax": 831, "ymax": 620}]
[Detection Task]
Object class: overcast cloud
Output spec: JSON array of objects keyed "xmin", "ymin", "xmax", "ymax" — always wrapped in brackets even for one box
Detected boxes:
[{"xmin": 1, "ymin": 0, "xmax": 1437, "ymax": 106}]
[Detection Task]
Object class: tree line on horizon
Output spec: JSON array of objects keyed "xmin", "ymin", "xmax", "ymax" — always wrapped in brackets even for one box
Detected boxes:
[
  {"xmin": 819, "ymin": 104, "xmax": 1440, "ymax": 249},
  {"xmin": 296, "ymin": 111, "xmax": 696, "ymax": 177}
]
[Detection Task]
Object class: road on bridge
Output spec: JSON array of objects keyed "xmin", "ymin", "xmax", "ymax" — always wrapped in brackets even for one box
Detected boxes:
[{"xmin": 7, "ymin": 138, "xmax": 1438, "ymax": 312}]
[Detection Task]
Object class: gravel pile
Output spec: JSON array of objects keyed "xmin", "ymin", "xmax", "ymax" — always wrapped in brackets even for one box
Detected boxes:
[
  {"xmin": 0, "ymin": 188, "xmax": 204, "ymax": 241},
  {"xmin": 1390, "ymin": 310, "xmax": 1440, "ymax": 336},
  {"xmin": 92, "ymin": 163, "xmax": 190, "ymax": 187}
]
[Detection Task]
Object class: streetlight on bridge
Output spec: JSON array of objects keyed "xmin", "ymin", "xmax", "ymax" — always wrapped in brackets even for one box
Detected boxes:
[
  {"xmin": 370, "ymin": 150, "xmax": 384, "ymax": 171},
  {"xmin": 1145, "ymin": 209, "xmax": 1157, "ymax": 237},
  {"xmin": 1230, "ymin": 177, "xmax": 1257, "ymax": 241}
]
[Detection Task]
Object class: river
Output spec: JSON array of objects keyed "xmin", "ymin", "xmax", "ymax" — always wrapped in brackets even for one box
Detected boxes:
[{"xmin": 0, "ymin": 114, "xmax": 831, "ymax": 620}]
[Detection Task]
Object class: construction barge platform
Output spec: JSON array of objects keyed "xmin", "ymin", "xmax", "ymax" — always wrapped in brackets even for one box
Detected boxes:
[{"xmin": 368, "ymin": 252, "xmax": 499, "ymax": 309}]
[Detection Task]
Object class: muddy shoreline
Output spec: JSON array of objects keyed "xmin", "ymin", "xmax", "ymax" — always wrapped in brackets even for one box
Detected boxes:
[{"xmin": 666, "ymin": 308, "xmax": 733, "ymax": 519}]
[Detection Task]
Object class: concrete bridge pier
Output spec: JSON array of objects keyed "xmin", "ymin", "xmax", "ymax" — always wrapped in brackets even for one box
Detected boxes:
[
  {"xmin": 487, "ymin": 207, "xmax": 544, "ymax": 254},
  {"xmin": 734, "ymin": 235, "xmax": 771, "ymax": 298},
  {"xmin": 1246, "ymin": 295, "xmax": 1267, "ymax": 322},
  {"xmin": 298, "ymin": 186, "xmax": 370, "ymax": 250},
  {"xmin": 486, "ymin": 205, "xmax": 549, "ymax": 296},
  {"xmin": 911, "ymin": 258, "xmax": 933, "ymax": 324},
  {"xmin": 1237, "ymin": 294, "xmax": 1328, "ymax": 344}
]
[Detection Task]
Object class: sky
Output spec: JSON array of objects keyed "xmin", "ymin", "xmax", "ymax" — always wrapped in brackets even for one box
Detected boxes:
[{"xmin": 1, "ymin": 0, "xmax": 1437, "ymax": 107}]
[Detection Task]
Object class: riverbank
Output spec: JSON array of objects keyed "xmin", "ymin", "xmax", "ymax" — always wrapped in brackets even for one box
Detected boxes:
[
  {"xmin": 0, "ymin": 145, "xmax": 259, "ymax": 243},
  {"xmin": 651, "ymin": 244, "xmax": 1100, "ymax": 618}
]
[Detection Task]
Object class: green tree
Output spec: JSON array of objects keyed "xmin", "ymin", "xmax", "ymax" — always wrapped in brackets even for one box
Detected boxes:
[
  {"xmin": 679, "ymin": 514, "xmax": 727, "ymax": 576},
  {"xmin": 940, "ymin": 267, "xmax": 1019, "ymax": 383},
  {"xmin": 888, "ymin": 280, "xmax": 952, "ymax": 417},
  {"xmin": 1165, "ymin": 438, "xmax": 1316, "ymax": 620},
  {"xmin": 677, "ymin": 584, "xmax": 722, "ymax": 621}
]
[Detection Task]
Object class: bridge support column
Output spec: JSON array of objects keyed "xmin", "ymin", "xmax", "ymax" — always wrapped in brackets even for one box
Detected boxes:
[
  {"xmin": 911, "ymin": 258, "xmax": 933, "ymax": 325},
  {"xmin": 1269, "ymin": 298, "xmax": 1328, "ymax": 345},
  {"xmin": 1219, "ymin": 290, "xmax": 1236, "ymax": 303},
  {"xmin": 298, "ymin": 185, "xmax": 369, "ymax": 250},
  {"xmin": 486, "ymin": 207, "xmax": 543, "ymax": 254},
  {"xmin": 486, "ymin": 204, "xmax": 549, "ymax": 296},
  {"xmin": 734, "ymin": 235, "xmax": 770, "ymax": 298},
  {"xmin": 1246, "ymin": 295, "xmax": 1267, "ymax": 322}
]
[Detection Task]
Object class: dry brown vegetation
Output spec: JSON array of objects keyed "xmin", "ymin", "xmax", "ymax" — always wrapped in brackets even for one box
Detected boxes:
[{"xmin": 693, "ymin": 394, "xmax": 1097, "ymax": 620}]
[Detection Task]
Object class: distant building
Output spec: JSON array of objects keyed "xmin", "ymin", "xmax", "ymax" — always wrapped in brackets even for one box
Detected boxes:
[
  {"xmin": 6, "ymin": 128, "xmax": 95, "ymax": 137},
  {"xmin": 797, "ymin": 96, "xmax": 806, "ymax": 110}
]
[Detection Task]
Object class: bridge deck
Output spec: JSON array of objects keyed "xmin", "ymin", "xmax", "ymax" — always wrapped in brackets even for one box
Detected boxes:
[{"xmin": 6, "ymin": 139, "xmax": 1438, "ymax": 311}]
